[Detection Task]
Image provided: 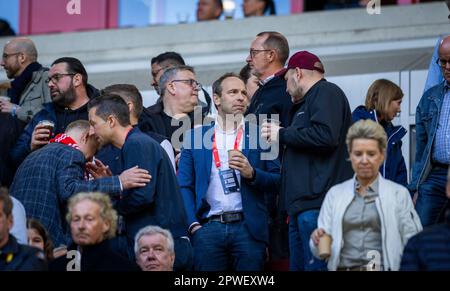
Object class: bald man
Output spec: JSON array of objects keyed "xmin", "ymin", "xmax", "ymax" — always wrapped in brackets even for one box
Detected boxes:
[
  {"xmin": 410, "ymin": 36, "xmax": 450, "ymax": 227},
  {"xmin": 0, "ymin": 37, "xmax": 51, "ymax": 123}
]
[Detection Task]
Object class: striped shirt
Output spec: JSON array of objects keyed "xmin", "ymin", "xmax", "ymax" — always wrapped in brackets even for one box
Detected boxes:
[{"xmin": 432, "ymin": 82, "xmax": 450, "ymax": 164}]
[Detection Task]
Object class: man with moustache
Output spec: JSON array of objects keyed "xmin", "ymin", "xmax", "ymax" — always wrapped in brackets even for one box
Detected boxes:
[{"xmin": 11, "ymin": 57, "xmax": 99, "ymax": 167}]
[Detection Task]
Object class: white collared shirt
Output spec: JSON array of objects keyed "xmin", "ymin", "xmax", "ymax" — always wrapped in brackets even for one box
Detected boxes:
[
  {"xmin": 205, "ymin": 122, "xmax": 244, "ymax": 217},
  {"xmin": 259, "ymin": 74, "xmax": 275, "ymax": 86}
]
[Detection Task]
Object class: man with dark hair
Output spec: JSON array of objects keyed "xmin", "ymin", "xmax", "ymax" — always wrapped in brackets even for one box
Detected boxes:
[
  {"xmin": 10, "ymin": 120, "xmax": 151, "ymax": 247},
  {"xmin": 178, "ymin": 73, "xmax": 280, "ymax": 271},
  {"xmin": 88, "ymin": 94, "xmax": 190, "ymax": 270},
  {"xmin": 245, "ymin": 31, "xmax": 292, "ymax": 128},
  {"xmin": 196, "ymin": 0, "xmax": 223, "ymax": 21},
  {"xmin": 0, "ymin": 187, "xmax": 47, "ymax": 271},
  {"xmin": 11, "ymin": 57, "xmax": 99, "ymax": 167},
  {"xmin": 97, "ymin": 84, "xmax": 176, "ymax": 171},
  {"xmin": 150, "ymin": 52, "xmax": 185, "ymax": 94}
]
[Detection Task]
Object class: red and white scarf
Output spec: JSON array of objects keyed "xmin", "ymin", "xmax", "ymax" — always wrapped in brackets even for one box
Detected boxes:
[
  {"xmin": 50, "ymin": 134, "xmax": 81, "ymax": 150},
  {"xmin": 50, "ymin": 133, "xmax": 92, "ymax": 180}
]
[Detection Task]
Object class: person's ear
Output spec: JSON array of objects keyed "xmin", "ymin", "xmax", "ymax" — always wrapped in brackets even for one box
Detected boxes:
[
  {"xmin": 166, "ymin": 82, "xmax": 176, "ymax": 96},
  {"xmin": 107, "ymin": 115, "xmax": 115, "ymax": 128},
  {"xmin": 213, "ymin": 93, "xmax": 221, "ymax": 109},
  {"xmin": 267, "ymin": 49, "xmax": 276, "ymax": 63},
  {"xmin": 72, "ymin": 73, "xmax": 83, "ymax": 87},
  {"xmin": 82, "ymin": 130, "xmax": 90, "ymax": 145},
  {"xmin": 18, "ymin": 52, "xmax": 26, "ymax": 65},
  {"xmin": 102, "ymin": 219, "xmax": 110, "ymax": 236},
  {"xmin": 295, "ymin": 67, "xmax": 302, "ymax": 80},
  {"xmin": 127, "ymin": 102, "xmax": 134, "ymax": 115},
  {"xmin": 7, "ymin": 214, "xmax": 13, "ymax": 232}
]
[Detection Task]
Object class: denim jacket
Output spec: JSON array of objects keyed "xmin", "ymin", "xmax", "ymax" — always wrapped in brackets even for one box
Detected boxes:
[{"xmin": 409, "ymin": 81, "xmax": 447, "ymax": 193}]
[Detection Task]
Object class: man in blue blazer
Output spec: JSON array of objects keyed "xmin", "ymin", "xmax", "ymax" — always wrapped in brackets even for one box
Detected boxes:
[{"xmin": 178, "ymin": 73, "xmax": 281, "ymax": 271}]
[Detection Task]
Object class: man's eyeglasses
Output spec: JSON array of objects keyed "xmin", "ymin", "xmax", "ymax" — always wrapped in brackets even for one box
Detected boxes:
[
  {"xmin": 171, "ymin": 79, "xmax": 202, "ymax": 90},
  {"xmin": 249, "ymin": 49, "xmax": 272, "ymax": 58},
  {"xmin": 437, "ymin": 58, "xmax": 450, "ymax": 68},
  {"xmin": 46, "ymin": 73, "xmax": 76, "ymax": 84},
  {"xmin": 2, "ymin": 52, "xmax": 22, "ymax": 60}
]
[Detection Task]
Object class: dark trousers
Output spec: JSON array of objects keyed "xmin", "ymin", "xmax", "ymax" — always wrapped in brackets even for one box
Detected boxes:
[
  {"xmin": 191, "ymin": 220, "xmax": 266, "ymax": 271},
  {"xmin": 416, "ymin": 166, "xmax": 450, "ymax": 227},
  {"xmin": 289, "ymin": 209, "xmax": 327, "ymax": 271}
]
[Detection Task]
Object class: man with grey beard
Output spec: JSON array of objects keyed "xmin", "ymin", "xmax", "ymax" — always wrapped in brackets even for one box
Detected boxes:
[{"xmin": 11, "ymin": 57, "xmax": 99, "ymax": 167}]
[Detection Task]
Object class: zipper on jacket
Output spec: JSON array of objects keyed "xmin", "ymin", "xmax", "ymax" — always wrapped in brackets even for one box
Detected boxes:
[
  {"xmin": 383, "ymin": 126, "xmax": 403, "ymax": 178},
  {"xmin": 377, "ymin": 199, "xmax": 392, "ymax": 271}
]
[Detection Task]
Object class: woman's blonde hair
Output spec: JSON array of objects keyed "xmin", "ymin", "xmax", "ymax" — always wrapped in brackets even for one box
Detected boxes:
[
  {"xmin": 364, "ymin": 79, "xmax": 403, "ymax": 119},
  {"xmin": 346, "ymin": 119, "xmax": 387, "ymax": 153},
  {"xmin": 66, "ymin": 192, "xmax": 118, "ymax": 240}
]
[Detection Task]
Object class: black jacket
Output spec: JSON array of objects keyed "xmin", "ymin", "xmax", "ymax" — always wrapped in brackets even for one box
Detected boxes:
[
  {"xmin": 49, "ymin": 240, "xmax": 139, "ymax": 271},
  {"xmin": 0, "ymin": 235, "xmax": 47, "ymax": 271},
  {"xmin": 279, "ymin": 79, "xmax": 353, "ymax": 216},
  {"xmin": 245, "ymin": 76, "xmax": 293, "ymax": 128}
]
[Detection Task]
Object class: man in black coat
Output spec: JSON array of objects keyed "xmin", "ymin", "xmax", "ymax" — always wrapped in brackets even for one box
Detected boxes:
[
  {"xmin": 262, "ymin": 51, "xmax": 353, "ymax": 271},
  {"xmin": 245, "ymin": 31, "xmax": 292, "ymax": 128},
  {"xmin": 245, "ymin": 31, "xmax": 293, "ymax": 268},
  {"xmin": 0, "ymin": 188, "xmax": 47, "ymax": 271},
  {"xmin": 49, "ymin": 192, "xmax": 140, "ymax": 271}
]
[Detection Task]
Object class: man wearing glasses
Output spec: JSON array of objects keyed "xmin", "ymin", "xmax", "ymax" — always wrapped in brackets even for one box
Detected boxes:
[
  {"xmin": 144, "ymin": 66, "xmax": 202, "ymax": 153},
  {"xmin": 245, "ymin": 31, "xmax": 292, "ymax": 128},
  {"xmin": 0, "ymin": 38, "xmax": 51, "ymax": 187},
  {"xmin": 0, "ymin": 37, "xmax": 51, "ymax": 123},
  {"xmin": 410, "ymin": 35, "xmax": 450, "ymax": 227},
  {"xmin": 11, "ymin": 57, "xmax": 99, "ymax": 167}
]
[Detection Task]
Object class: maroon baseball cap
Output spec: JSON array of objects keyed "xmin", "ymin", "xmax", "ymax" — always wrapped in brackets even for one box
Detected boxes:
[{"xmin": 276, "ymin": 51, "xmax": 325, "ymax": 78}]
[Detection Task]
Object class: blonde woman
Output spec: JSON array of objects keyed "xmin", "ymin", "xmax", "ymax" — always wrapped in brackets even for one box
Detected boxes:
[{"xmin": 310, "ymin": 120, "xmax": 422, "ymax": 271}]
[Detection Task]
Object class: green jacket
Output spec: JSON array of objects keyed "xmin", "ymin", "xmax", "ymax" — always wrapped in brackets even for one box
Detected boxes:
[{"xmin": 17, "ymin": 67, "xmax": 51, "ymax": 123}]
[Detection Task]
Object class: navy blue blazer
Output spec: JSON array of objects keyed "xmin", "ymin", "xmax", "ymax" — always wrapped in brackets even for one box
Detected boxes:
[{"xmin": 177, "ymin": 121, "xmax": 281, "ymax": 244}]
